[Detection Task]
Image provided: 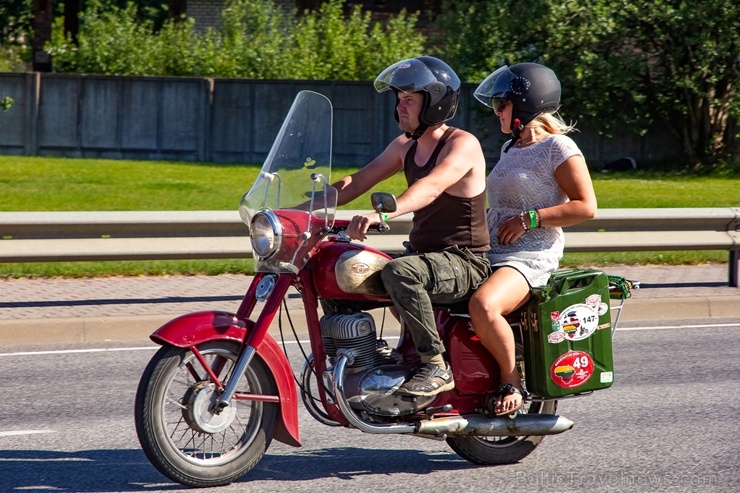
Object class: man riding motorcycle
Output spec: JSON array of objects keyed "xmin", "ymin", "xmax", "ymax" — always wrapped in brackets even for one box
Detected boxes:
[{"xmin": 328, "ymin": 56, "xmax": 492, "ymax": 396}]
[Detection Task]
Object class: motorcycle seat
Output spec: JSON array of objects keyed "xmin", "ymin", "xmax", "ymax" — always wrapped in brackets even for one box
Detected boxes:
[
  {"xmin": 434, "ymin": 300, "xmax": 521, "ymax": 324},
  {"xmin": 434, "ymin": 300, "xmax": 471, "ymax": 317}
]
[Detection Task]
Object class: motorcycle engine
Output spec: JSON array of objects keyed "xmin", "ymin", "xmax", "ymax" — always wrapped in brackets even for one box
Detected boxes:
[{"xmin": 319, "ymin": 312, "xmax": 434, "ymax": 416}]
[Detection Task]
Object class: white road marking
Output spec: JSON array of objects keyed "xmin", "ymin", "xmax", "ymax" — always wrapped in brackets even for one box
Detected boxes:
[
  {"xmin": 618, "ymin": 322, "xmax": 740, "ymax": 331},
  {"xmin": 0, "ymin": 346, "xmax": 158, "ymax": 357},
  {"xmin": 0, "ymin": 429, "xmax": 55, "ymax": 437},
  {"xmin": 0, "ymin": 322, "xmax": 737, "ymax": 358}
]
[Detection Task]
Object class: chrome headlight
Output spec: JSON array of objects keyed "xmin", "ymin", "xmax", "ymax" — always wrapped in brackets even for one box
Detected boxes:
[{"xmin": 250, "ymin": 211, "xmax": 282, "ymax": 259}]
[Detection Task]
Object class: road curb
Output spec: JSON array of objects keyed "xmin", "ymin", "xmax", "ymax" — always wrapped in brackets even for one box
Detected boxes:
[
  {"xmin": 1, "ymin": 296, "xmax": 738, "ymax": 346},
  {"xmin": 0, "ymin": 315, "xmax": 173, "ymax": 346},
  {"xmin": 624, "ymin": 296, "xmax": 740, "ymax": 321}
]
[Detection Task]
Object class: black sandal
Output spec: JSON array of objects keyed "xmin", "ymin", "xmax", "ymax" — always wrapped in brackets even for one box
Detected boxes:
[{"xmin": 489, "ymin": 383, "xmax": 527, "ymax": 417}]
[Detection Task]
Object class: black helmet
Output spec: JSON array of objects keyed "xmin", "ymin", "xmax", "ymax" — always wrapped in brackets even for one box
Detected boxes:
[
  {"xmin": 474, "ymin": 62, "xmax": 561, "ymax": 132},
  {"xmin": 374, "ymin": 56, "xmax": 460, "ymax": 138}
]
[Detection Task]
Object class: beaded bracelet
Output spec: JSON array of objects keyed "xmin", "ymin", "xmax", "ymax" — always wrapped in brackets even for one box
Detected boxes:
[{"xmin": 518, "ymin": 212, "xmax": 530, "ymax": 233}]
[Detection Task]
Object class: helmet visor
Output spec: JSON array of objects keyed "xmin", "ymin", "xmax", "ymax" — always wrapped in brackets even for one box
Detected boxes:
[
  {"xmin": 374, "ymin": 58, "xmax": 438, "ymax": 94},
  {"xmin": 474, "ymin": 66, "xmax": 517, "ymax": 108}
]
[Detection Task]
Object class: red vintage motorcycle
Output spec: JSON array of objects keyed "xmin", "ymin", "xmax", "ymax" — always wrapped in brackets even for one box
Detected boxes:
[{"xmin": 135, "ymin": 91, "xmax": 635, "ymax": 487}]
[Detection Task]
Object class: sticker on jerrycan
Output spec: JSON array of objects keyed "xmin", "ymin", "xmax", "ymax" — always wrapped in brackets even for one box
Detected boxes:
[{"xmin": 523, "ymin": 269, "xmax": 615, "ymax": 398}]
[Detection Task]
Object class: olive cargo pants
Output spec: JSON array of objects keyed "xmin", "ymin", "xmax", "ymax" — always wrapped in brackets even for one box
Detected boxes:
[{"xmin": 381, "ymin": 245, "xmax": 491, "ymax": 358}]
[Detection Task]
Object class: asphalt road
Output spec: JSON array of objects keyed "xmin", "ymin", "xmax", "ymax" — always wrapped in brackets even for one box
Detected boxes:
[{"xmin": 1, "ymin": 318, "xmax": 739, "ymax": 493}]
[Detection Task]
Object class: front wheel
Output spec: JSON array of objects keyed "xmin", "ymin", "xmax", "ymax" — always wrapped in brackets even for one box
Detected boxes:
[{"xmin": 135, "ymin": 341, "xmax": 278, "ymax": 487}]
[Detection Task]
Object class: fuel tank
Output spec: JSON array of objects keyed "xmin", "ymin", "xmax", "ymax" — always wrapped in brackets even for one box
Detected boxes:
[{"xmin": 312, "ymin": 239, "xmax": 393, "ymax": 302}]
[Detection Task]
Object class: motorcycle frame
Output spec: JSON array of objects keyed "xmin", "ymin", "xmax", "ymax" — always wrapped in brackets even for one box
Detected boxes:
[
  {"xmin": 148, "ymin": 230, "xmax": 626, "ymax": 447},
  {"xmin": 147, "ymin": 232, "xmax": 502, "ymax": 447}
]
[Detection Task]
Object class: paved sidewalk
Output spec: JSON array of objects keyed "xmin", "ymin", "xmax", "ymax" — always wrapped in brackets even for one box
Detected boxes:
[{"xmin": 1, "ymin": 264, "xmax": 738, "ymax": 346}]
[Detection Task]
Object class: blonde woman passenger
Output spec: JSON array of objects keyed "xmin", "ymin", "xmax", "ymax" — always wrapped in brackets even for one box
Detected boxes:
[{"xmin": 469, "ymin": 63, "xmax": 597, "ymax": 415}]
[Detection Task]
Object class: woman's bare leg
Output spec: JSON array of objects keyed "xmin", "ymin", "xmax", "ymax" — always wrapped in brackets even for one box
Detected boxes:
[{"xmin": 469, "ymin": 267, "xmax": 531, "ymax": 414}]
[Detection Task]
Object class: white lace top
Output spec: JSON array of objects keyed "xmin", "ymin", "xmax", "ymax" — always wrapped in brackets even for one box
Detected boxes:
[{"xmin": 486, "ymin": 134, "xmax": 583, "ymax": 287}]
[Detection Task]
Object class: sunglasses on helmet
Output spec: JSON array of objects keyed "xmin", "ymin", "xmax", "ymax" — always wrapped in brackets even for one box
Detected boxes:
[{"xmin": 492, "ymin": 98, "xmax": 509, "ymax": 113}]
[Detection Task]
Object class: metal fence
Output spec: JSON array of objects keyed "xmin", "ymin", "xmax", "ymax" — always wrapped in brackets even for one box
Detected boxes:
[
  {"xmin": 0, "ymin": 72, "xmax": 684, "ymax": 167},
  {"xmin": 1, "ymin": 208, "xmax": 738, "ymax": 286}
]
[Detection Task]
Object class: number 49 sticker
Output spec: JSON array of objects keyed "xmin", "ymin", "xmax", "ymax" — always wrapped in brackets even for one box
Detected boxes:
[{"xmin": 550, "ymin": 351, "xmax": 594, "ymax": 388}]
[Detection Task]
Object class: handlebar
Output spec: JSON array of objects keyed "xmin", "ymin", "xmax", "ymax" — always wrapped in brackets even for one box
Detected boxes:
[{"xmin": 330, "ymin": 218, "xmax": 390, "ymax": 235}]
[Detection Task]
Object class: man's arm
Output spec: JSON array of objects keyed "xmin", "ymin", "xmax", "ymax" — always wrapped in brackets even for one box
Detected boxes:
[
  {"xmin": 344, "ymin": 131, "xmax": 485, "ymax": 241},
  {"xmin": 333, "ymin": 137, "xmax": 406, "ymax": 207},
  {"xmin": 393, "ymin": 132, "xmax": 485, "ymax": 216}
]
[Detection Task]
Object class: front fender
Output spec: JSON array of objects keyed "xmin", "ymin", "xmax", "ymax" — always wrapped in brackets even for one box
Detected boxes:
[{"xmin": 151, "ymin": 311, "xmax": 301, "ymax": 447}]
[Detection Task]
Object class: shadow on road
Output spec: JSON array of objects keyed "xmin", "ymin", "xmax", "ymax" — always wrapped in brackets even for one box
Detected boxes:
[{"xmin": 0, "ymin": 446, "xmax": 483, "ymax": 491}]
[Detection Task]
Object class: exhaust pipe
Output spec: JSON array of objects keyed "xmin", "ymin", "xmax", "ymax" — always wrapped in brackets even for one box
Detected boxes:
[
  {"xmin": 416, "ymin": 413, "xmax": 573, "ymax": 437},
  {"xmin": 333, "ymin": 353, "xmax": 573, "ymax": 437}
]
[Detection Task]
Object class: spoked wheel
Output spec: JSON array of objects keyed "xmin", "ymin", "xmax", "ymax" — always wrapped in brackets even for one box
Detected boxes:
[
  {"xmin": 447, "ymin": 332, "xmax": 558, "ymax": 465},
  {"xmin": 445, "ymin": 399, "xmax": 558, "ymax": 465},
  {"xmin": 135, "ymin": 341, "xmax": 278, "ymax": 487}
]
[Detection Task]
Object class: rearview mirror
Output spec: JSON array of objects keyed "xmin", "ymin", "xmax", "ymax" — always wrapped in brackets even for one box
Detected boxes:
[{"xmin": 370, "ymin": 192, "xmax": 397, "ymax": 213}]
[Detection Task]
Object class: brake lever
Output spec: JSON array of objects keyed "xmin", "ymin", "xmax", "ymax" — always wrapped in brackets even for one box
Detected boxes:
[{"xmin": 376, "ymin": 211, "xmax": 390, "ymax": 233}]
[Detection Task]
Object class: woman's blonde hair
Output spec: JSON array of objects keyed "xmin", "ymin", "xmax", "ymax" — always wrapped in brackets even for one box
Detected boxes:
[{"xmin": 529, "ymin": 111, "xmax": 577, "ymax": 135}]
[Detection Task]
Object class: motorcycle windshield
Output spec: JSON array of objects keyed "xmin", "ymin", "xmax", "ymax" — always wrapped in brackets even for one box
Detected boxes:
[{"xmin": 239, "ymin": 90, "xmax": 337, "ymax": 273}]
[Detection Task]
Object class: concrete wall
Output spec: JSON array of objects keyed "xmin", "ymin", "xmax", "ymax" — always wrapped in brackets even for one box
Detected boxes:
[{"xmin": 0, "ymin": 72, "xmax": 683, "ymax": 168}]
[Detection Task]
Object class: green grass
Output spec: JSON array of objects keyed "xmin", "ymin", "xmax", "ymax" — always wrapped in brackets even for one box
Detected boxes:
[
  {"xmin": 0, "ymin": 157, "xmax": 259, "ymax": 211},
  {"xmin": 1, "ymin": 156, "xmax": 738, "ymax": 277},
  {"xmin": 590, "ymin": 174, "xmax": 740, "ymax": 208}
]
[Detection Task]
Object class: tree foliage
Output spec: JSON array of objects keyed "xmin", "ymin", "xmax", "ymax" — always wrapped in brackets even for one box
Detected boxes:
[
  {"xmin": 437, "ymin": 0, "xmax": 739, "ymax": 169},
  {"xmin": 0, "ymin": 0, "xmax": 33, "ymax": 45},
  {"xmin": 616, "ymin": 0, "xmax": 739, "ymax": 168},
  {"xmin": 47, "ymin": 0, "xmax": 424, "ymax": 81},
  {"xmin": 0, "ymin": 0, "xmax": 33, "ymax": 70},
  {"xmin": 4, "ymin": 0, "xmax": 737, "ymax": 169},
  {"xmin": 290, "ymin": 1, "xmax": 424, "ymax": 80}
]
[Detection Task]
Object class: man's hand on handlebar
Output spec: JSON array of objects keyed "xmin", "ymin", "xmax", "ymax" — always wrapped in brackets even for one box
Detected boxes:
[{"xmin": 347, "ymin": 213, "xmax": 381, "ymax": 241}]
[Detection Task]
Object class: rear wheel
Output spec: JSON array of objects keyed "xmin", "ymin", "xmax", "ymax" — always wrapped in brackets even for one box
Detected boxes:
[
  {"xmin": 135, "ymin": 341, "xmax": 278, "ymax": 487},
  {"xmin": 447, "ymin": 331, "xmax": 558, "ymax": 465},
  {"xmin": 446, "ymin": 399, "xmax": 558, "ymax": 465}
]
